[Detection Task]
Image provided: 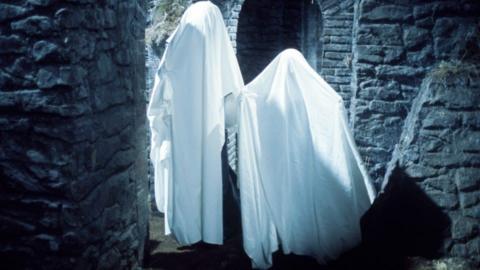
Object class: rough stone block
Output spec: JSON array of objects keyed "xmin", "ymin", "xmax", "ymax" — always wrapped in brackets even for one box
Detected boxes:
[
  {"xmin": 322, "ymin": 59, "xmax": 345, "ymax": 68},
  {"xmin": 457, "ymin": 131, "xmax": 480, "ymax": 153},
  {"xmin": 28, "ymin": 0, "xmax": 57, "ymax": 6},
  {"xmin": 115, "ymin": 47, "xmax": 131, "ymax": 66},
  {"xmin": 97, "ymin": 248, "xmax": 121, "ymax": 269},
  {"xmin": 324, "ymin": 51, "xmax": 347, "ymax": 60},
  {"xmin": 82, "ymin": 8, "xmax": 105, "ymax": 30},
  {"xmin": 451, "ymin": 243, "xmax": 468, "ymax": 257},
  {"xmin": 323, "ymin": 28, "xmax": 353, "ymax": 36},
  {"xmin": 422, "ymin": 109, "xmax": 461, "ymax": 129},
  {"xmin": 1, "ymin": 162, "xmax": 47, "ymax": 193},
  {"xmin": 335, "ymin": 69, "xmax": 351, "ymax": 77},
  {"xmin": 423, "ymin": 152, "xmax": 473, "ymax": 168},
  {"xmin": 11, "ymin": 16, "xmax": 53, "ymax": 35},
  {"xmin": 413, "ymin": 3, "xmax": 433, "ymax": 19},
  {"xmin": 406, "ymin": 44, "xmax": 433, "ymax": 66},
  {"xmin": 55, "ymin": 8, "xmax": 83, "ymax": 29},
  {"xmin": 377, "ymin": 81, "xmax": 402, "ymax": 101},
  {"xmin": 405, "ymin": 164, "xmax": 440, "ymax": 179},
  {"xmin": 423, "ymin": 176, "xmax": 456, "ymax": 193},
  {"xmin": 433, "ymin": 2, "xmax": 464, "ymax": 17},
  {"xmin": 382, "ymin": 47, "xmax": 404, "ymax": 64},
  {"xmin": 432, "ymin": 18, "xmax": 477, "ymax": 60},
  {"xmin": 429, "ymin": 191, "xmax": 459, "ymax": 210},
  {"xmin": 104, "ymin": 8, "xmax": 117, "ymax": 28},
  {"xmin": 415, "ymin": 16, "xmax": 434, "ymax": 28},
  {"xmin": 463, "ymin": 206, "xmax": 480, "ymax": 219},
  {"xmin": 360, "ymin": 4, "xmax": 411, "ymax": 22},
  {"xmin": 326, "ymin": 36, "xmax": 351, "ymax": 44},
  {"xmin": 357, "ymin": 45, "xmax": 404, "ymax": 65},
  {"xmin": 323, "ymin": 44, "xmax": 351, "ymax": 52},
  {"xmin": 324, "ymin": 75, "xmax": 350, "ymax": 84},
  {"xmin": 455, "ymin": 168, "xmax": 480, "ymax": 192},
  {"xmin": 357, "ymin": 46, "xmax": 383, "ymax": 64},
  {"xmin": 451, "ymin": 218, "xmax": 478, "ymax": 240},
  {"xmin": 36, "ymin": 66, "xmax": 86, "ymax": 89},
  {"xmin": 463, "ymin": 112, "xmax": 480, "ymax": 129},
  {"xmin": 0, "ymin": 35, "xmax": 26, "ymax": 54},
  {"xmin": 369, "ymin": 100, "xmax": 407, "ymax": 115},
  {"xmin": 375, "ymin": 65, "xmax": 425, "ymax": 82},
  {"xmin": 459, "ymin": 192, "xmax": 480, "ymax": 209},
  {"xmin": 324, "ymin": 20, "xmax": 352, "ymax": 28},
  {"xmin": 0, "ymin": 4, "xmax": 29, "ymax": 23},
  {"xmin": 431, "ymin": 85, "xmax": 479, "ymax": 110},
  {"xmin": 89, "ymin": 53, "xmax": 116, "ymax": 85},
  {"xmin": 64, "ymin": 31, "xmax": 96, "ymax": 61},
  {"xmin": 320, "ymin": 68, "xmax": 335, "ymax": 76},
  {"xmin": 7, "ymin": 57, "xmax": 35, "ymax": 81},
  {"xmin": 466, "ymin": 237, "xmax": 480, "ymax": 257},
  {"xmin": 403, "ymin": 26, "xmax": 430, "ymax": 50},
  {"xmin": 357, "ymin": 24, "xmax": 402, "ymax": 46},
  {"xmin": 354, "ymin": 64, "xmax": 375, "ymax": 77},
  {"xmin": 32, "ymin": 40, "xmax": 60, "ymax": 62}
]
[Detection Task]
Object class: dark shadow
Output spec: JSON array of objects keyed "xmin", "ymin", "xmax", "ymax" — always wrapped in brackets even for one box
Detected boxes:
[
  {"xmin": 330, "ymin": 164, "xmax": 451, "ymax": 270},
  {"xmin": 148, "ymin": 239, "xmax": 163, "ymax": 251},
  {"xmin": 271, "ymin": 252, "xmax": 329, "ymax": 270},
  {"xmin": 222, "ymin": 162, "xmax": 242, "ymax": 241},
  {"xmin": 145, "ymin": 229, "xmax": 331, "ymax": 270},
  {"xmin": 145, "ymin": 163, "xmax": 451, "ymax": 270},
  {"xmin": 237, "ymin": 0, "xmax": 321, "ymax": 83},
  {"xmin": 145, "ymin": 235, "xmax": 251, "ymax": 270}
]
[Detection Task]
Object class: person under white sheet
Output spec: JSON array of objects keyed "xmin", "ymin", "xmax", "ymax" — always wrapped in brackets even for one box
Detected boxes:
[
  {"xmin": 147, "ymin": 1, "xmax": 244, "ymax": 245},
  {"xmin": 237, "ymin": 49, "xmax": 376, "ymax": 268}
]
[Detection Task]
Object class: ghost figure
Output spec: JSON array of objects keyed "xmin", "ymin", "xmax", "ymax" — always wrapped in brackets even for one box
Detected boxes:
[
  {"xmin": 147, "ymin": 1, "xmax": 243, "ymax": 245},
  {"xmin": 237, "ymin": 49, "xmax": 376, "ymax": 268}
]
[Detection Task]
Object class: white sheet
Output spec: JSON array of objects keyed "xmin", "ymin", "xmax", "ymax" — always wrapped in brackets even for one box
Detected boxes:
[
  {"xmin": 238, "ymin": 49, "xmax": 376, "ymax": 268},
  {"xmin": 147, "ymin": 1, "xmax": 244, "ymax": 245}
]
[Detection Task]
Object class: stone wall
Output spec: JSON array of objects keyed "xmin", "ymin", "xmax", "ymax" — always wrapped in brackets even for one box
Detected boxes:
[
  {"xmin": 233, "ymin": 0, "xmax": 357, "ymax": 106},
  {"xmin": 316, "ymin": 0, "xmax": 355, "ymax": 108},
  {"xmin": 236, "ymin": 0, "xmax": 319, "ymax": 83},
  {"xmin": 0, "ymin": 1, "xmax": 149, "ymax": 269},
  {"xmin": 386, "ymin": 65, "xmax": 480, "ymax": 264},
  {"xmin": 350, "ymin": 0, "xmax": 480, "ymax": 186}
]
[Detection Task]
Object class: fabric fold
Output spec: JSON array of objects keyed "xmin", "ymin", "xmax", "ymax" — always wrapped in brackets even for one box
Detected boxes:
[
  {"xmin": 238, "ymin": 49, "xmax": 376, "ymax": 268},
  {"xmin": 147, "ymin": 1, "xmax": 244, "ymax": 246}
]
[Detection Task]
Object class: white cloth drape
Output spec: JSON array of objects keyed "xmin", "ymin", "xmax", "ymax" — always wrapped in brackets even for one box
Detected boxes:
[
  {"xmin": 147, "ymin": 1, "xmax": 244, "ymax": 245},
  {"xmin": 238, "ymin": 49, "xmax": 376, "ymax": 268}
]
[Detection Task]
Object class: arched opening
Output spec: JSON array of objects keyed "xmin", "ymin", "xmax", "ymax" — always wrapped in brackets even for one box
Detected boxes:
[{"xmin": 237, "ymin": 0, "xmax": 322, "ymax": 83}]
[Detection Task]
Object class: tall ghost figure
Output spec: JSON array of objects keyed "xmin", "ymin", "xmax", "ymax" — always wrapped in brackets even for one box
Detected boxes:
[
  {"xmin": 238, "ymin": 49, "xmax": 376, "ymax": 268},
  {"xmin": 147, "ymin": 1, "xmax": 244, "ymax": 245}
]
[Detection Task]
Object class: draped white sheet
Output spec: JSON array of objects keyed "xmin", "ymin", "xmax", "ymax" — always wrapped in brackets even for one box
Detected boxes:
[
  {"xmin": 238, "ymin": 49, "xmax": 376, "ymax": 268},
  {"xmin": 147, "ymin": 1, "xmax": 244, "ymax": 245}
]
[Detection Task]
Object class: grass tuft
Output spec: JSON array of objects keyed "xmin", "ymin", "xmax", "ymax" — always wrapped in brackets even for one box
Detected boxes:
[
  {"xmin": 146, "ymin": 0, "xmax": 191, "ymax": 48},
  {"xmin": 429, "ymin": 60, "xmax": 479, "ymax": 81}
]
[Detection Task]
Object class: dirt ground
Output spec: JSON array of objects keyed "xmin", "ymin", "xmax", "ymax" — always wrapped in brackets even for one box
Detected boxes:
[
  {"xmin": 144, "ymin": 213, "xmax": 330, "ymax": 270},
  {"xmin": 143, "ymin": 213, "xmax": 477, "ymax": 270}
]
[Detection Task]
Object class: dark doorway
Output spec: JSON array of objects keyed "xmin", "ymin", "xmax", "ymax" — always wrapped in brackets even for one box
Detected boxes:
[{"xmin": 236, "ymin": 0, "xmax": 322, "ymax": 83}]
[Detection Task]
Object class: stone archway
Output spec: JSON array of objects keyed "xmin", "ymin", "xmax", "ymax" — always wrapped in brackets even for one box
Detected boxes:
[
  {"xmin": 224, "ymin": 0, "xmax": 357, "ymax": 107},
  {"xmin": 235, "ymin": 0, "xmax": 322, "ymax": 83}
]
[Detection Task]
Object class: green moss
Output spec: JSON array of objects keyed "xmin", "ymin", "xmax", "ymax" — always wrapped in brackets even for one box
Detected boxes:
[
  {"xmin": 146, "ymin": 0, "xmax": 191, "ymax": 48},
  {"xmin": 428, "ymin": 60, "xmax": 479, "ymax": 84}
]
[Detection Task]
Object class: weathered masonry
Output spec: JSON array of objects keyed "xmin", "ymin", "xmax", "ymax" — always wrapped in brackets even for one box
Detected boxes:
[
  {"xmin": 0, "ymin": 1, "xmax": 148, "ymax": 269},
  {"xmin": 218, "ymin": 0, "xmax": 356, "ymax": 105},
  {"xmin": 0, "ymin": 0, "xmax": 479, "ymax": 268}
]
